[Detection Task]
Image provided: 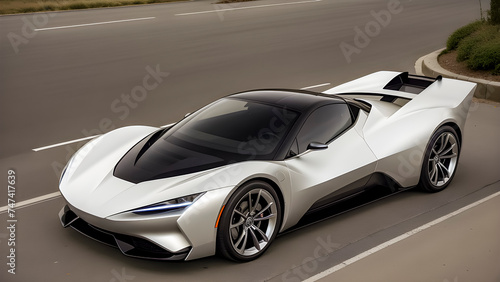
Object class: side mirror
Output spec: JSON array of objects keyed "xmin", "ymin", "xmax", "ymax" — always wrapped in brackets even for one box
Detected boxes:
[{"xmin": 307, "ymin": 142, "xmax": 328, "ymax": 150}]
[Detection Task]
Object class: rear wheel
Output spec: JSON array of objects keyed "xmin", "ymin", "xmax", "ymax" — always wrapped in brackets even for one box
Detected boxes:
[
  {"xmin": 419, "ymin": 126, "xmax": 460, "ymax": 192},
  {"xmin": 217, "ymin": 181, "xmax": 281, "ymax": 262}
]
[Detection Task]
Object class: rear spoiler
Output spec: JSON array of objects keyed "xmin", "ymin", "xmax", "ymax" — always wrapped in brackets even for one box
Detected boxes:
[
  {"xmin": 324, "ymin": 71, "xmax": 476, "ymax": 116},
  {"xmin": 325, "ymin": 71, "xmax": 445, "ymax": 102}
]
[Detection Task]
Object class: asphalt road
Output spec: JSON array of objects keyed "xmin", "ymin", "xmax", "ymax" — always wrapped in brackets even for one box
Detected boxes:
[
  {"xmin": 0, "ymin": 0, "xmax": 498, "ymax": 281},
  {"xmin": 320, "ymin": 189, "xmax": 500, "ymax": 282}
]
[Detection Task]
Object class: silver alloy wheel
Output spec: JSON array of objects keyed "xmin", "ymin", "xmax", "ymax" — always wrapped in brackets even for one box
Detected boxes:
[
  {"xmin": 428, "ymin": 132, "xmax": 458, "ymax": 187},
  {"xmin": 229, "ymin": 188, "xmax": 277, "ymax": 256}
]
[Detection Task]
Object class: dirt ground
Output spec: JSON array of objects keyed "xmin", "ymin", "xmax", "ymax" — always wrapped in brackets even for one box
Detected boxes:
[{"xmin": 438, "ymin": 50, "xmax": 500, "ymax": 82}]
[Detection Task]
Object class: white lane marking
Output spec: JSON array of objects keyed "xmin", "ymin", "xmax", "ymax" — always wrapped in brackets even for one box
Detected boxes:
[
  {"xmin": 34, "ymin": 17, "xmax": 155, "ymax": 31},
  {"xmin": 175, "ymin": 0, "xmax": 322, "ymax": 16},
  {"xmin": 32, "ymin": 123, "xmax": 176, "ymax": 152},
  {"xmin": 301, "ymin": 83, "xmax": 331, "ymax": 90},
  {"xmin": 32, "ymin": 135, "xmax": 100, "ymax": 152},
  {"xmin": 304, "ymin": 190, "xmax": 500, "ymax": 282},
  {"xmin": 0, "ymin": 192, "xmax": 62, "ymax": 214}
]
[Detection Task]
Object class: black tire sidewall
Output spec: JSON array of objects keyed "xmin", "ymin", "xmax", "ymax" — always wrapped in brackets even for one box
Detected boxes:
[{"xmin": 216, "ymin": 181, "xmax": 282, "ymax": 262}]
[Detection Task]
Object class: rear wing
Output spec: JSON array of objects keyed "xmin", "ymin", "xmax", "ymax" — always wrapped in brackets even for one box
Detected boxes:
[
  {"xmin": 325, "ymin": 71, "xmax": 443, "ymax": 99},
  {"xmin": 324, "ymin": 71, "xmax": 477, "ymax": 116}
]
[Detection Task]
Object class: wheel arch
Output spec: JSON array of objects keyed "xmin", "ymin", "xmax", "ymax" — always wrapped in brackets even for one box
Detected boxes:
[
  {"xmin": 217, "ymin": 176, "xmax": 286, "ymax": 234},
  {"xmin": 418, "ymin": 121, "xmax": 462, "ymax": 175},
  {"xmin": 441, "ymin": 121, "xmax": 462, "ymax": 146},
  {"xmin": 234, "ymin": 177, "xmax": 285, "ymax": 225},
  {"xmin": 418, "ymin": 122, "xmax": 461, "ymax": 192},
  {"xmin": 215, "ymin": 176, "xmax": 286, "ymax": 261}
]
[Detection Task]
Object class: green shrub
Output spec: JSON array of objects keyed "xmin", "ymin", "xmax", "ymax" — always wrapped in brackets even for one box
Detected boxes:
[
  {"xmin": 456, "ymin": 36, "xmax": 482, "ymax": 61},
  {"xmin": 467, "ymin": 38, "xmax": 500, "ymax": 70},
  {"xmin": 456, "ymin": 24, "xmax": 498, "ymax": 61},
  {"xmin": 446, "ymin": 20, "xmax": 483, "ymax": 51},
  {"xmin": 448, "ymin": 20, "xmax": 500, "ymax": 74}
]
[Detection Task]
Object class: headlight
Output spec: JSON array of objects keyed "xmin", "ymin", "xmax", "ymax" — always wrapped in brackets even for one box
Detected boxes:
[{"xmin": 131, "ymin": 193, "xmax": 204, "ymax": 215}]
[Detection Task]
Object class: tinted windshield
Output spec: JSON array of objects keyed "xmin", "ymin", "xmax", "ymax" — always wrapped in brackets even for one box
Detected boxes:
[
  {"xmin": 166, "ymin": 98, "xmax": 298, "ymax": 156},
  {"xmin": 114, "ymin": 98, "xmax": 299, "ymax": 183}
]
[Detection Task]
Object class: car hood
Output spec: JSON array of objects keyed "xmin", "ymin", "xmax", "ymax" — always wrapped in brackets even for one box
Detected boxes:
[{"xmin": 59, "ymin": 126, "xmax": 248, "ymax": 218}]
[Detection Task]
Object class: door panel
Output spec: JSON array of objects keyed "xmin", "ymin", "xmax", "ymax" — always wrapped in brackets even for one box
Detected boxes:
[{"xmin": 282, "ymin": 128, "xmax": 377, "ymax": 229}]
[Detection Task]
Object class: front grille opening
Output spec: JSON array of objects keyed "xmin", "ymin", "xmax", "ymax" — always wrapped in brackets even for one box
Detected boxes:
[{"xmin": 61, "ymin": 206, "xmax": 190, "ymax": 260}]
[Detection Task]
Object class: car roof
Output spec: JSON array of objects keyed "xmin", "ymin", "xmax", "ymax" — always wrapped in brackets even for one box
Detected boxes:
[{"xmin": 228, "ymin": 89, "xmax": 345, "ymax": 112}]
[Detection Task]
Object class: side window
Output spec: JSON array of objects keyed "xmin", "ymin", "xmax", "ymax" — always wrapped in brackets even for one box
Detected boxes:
[{"xmin": 296, "ymin": 103, "xmax": 352, "ymax": 153}]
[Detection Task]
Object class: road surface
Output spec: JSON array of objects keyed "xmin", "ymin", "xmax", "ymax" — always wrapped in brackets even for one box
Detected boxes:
[{"xmin": 0, "ymin": 0, "xmax": 498, "ymax": 281}]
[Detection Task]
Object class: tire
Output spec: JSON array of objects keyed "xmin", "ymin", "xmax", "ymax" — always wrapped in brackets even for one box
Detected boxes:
[
  {"xmin": 217, "ymin": 181, "xmax": 282, "ymax": 262},
  {"xmin": 419, "ymin": 126, "xmax": 460, "ymax": 193}
]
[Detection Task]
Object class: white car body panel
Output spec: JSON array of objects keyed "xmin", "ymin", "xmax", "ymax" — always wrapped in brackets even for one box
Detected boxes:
[
  {"xmin": 59, "ymin": 71, "xmax": 477, "ymax": 261},
  {"xmin": 283, "ymin": 120, "xmax": 377, "ymax": 230},
  {"xmin": 325, "ymin": 71, "xmax": 476, "ymax": 187}
]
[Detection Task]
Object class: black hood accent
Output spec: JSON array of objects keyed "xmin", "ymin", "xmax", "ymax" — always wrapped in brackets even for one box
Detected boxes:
[{"xmin": 114, "ymin": 130, "xmax": 229, "ymax": 184}]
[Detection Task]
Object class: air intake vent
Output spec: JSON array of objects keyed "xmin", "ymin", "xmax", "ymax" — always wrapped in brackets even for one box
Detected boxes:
[{"xmin": 384, "ymin": 72, "xmax": 440, "ymax": 94}]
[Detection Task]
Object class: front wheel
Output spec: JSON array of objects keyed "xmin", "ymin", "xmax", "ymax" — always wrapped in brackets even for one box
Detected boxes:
[
  {"xmin": 217, "ymin": 181, "xmax": 282, "ymax": 262},
  {"xmin": 419, "ymin": 126, "xmax": 460, "ymax": 192}
]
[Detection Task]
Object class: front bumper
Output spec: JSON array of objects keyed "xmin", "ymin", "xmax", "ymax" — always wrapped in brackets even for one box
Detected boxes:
[
  {"xmin": 58, "ymin": 186, "xmax": 233, "ymax": 261},
  {"xmin": 59, "ymin": 205, "xmax": 190, "ymax": 260}
]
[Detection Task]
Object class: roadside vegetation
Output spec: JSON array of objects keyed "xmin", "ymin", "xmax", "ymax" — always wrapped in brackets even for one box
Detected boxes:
[
  {"xmin": 215, "ymin": 0, "xmax": 255, "ymax": 3},
  {"xmin": 0, "ymin": 0, "xmax": 256, "ymax": 14},
  {"xmin": 0, "ymin": 0, "xmax": 185, "ymax": 15},
  {"xmin": 440, "ymin": 0, "xmax": 500, "ymax": 78}
]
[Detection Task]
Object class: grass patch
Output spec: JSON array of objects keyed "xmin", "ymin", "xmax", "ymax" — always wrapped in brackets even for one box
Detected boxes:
[
  {"xmin": 442, "ymin": 20, "xmax": 500, "ymax": 76},
  {"xmin": 0, "ymin": 0, "xmax": 186, "ymax": 15}
]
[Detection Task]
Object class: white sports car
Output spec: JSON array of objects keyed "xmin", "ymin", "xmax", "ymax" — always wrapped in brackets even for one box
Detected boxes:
[{"xmin": 59, "ymin": 71, "xmax": 476, "ymax": 261}]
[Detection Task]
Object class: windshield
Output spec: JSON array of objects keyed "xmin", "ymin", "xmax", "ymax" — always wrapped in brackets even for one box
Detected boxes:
[
  {"xmin": 165, "ymin": 98, "xmax": 298, "ymax": 155},
  {"xmin": 114, "ymin": 98, "xmax": 299, "ymax": 183}
]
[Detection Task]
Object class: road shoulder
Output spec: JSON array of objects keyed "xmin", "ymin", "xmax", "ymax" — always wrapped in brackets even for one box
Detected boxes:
[{"xmin": 311, "ymin": 188, "xmax": 500, "ymax": 282}]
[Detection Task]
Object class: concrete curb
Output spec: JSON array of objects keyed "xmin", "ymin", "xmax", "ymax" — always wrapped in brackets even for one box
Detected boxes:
[{"xmin": 415, "ymin": 48, "xmax": 500, "ymax": 103}]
